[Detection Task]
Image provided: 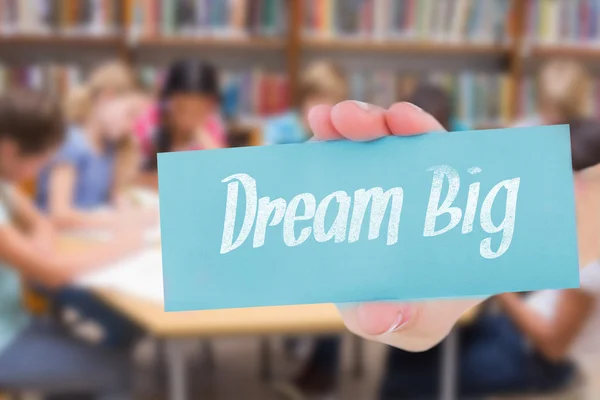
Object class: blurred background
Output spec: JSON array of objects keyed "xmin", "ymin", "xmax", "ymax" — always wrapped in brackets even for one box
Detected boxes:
[{"xmin": 1, "ymin": 0, "xmax": 600, "ymax": 399}]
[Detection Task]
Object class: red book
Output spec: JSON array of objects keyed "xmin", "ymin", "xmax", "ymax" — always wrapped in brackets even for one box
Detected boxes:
[
  {"xmin": 258, "ymin": 72, "xmax": 269, "ymax": 116},
  {"xmin": 405, "ymin": 0, "xmax": 414, "ymax": 33},
  {"xmin": 278, "ymin": 77, "xmax": 290, "ymax": 113},
  {"xmin": 580, "ymin": 0, "xmax": 589, "ymax": 40}
]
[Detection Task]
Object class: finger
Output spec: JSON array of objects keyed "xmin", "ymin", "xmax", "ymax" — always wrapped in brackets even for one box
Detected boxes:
[
  {"xmin": 330, "ymin": 101, "xmax": 391, "ymax": 141},
  {"xmin": 337, "ymin": 298, "xmax": 484, "ymax": 352},
  {"xmin": 386, "ymin": 102, "xmax": 446, "ymax": 136},
  {"xmin": 307, "ymin": 104, "xmax": 343, "ymax": 141}
]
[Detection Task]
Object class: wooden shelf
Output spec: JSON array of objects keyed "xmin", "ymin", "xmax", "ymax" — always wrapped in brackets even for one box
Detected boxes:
[
  {"xmin": 303, "ymin": 38, "xmax": 510, "ymax": 55},
  {"xmin": 528, "ymin": 45, "xmax": 600, "ymax": 59},
  {"xmin": 0, "ymin": 34, "xmax": 123, "ymax": 47},
  {"xmin": 136, "ymin": 36, "xmax": 285, "ymax": 50}
]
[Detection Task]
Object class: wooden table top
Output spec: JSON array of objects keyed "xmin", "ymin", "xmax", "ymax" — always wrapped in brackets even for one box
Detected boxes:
[
  {"xmin": 60, "ymin": 236, "xmax": 479, "ymax": 338},
  {"xmin": 96, "ymin": 290, "xmax": 346, "ymax": 338}
]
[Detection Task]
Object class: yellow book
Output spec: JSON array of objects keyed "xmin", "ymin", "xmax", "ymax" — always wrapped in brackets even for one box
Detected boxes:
[
  {"xmin": 231, "ymin": 0, "xmax": 247, "ymax": 33},
  {"xmin": 323, "ymin": 0, "xmax": 332, "ymax": 38},
  {"xmin": 539, "ymin": 0, "xmax": 550, "ymax": 43},
  {"xmin": 500, "ymin": 75, "xmax": 513, "ymax": 125}
]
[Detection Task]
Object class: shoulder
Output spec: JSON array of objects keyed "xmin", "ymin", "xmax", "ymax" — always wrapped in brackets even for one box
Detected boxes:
[
  {"xmin": 54, "ymin": 126, "xmax": 90, "ymax": 164},
  {"xmin": 450, "ymin": 119, "xmax": 470, "ymax": 132},
  {"xmin": 264, "ymin": 112, "xmax": 306, "ymax": 144}
]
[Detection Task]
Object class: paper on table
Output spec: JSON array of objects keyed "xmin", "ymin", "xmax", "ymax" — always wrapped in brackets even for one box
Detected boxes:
[
  {"xmin": 63, "ymin": 189, "xmax": 162, "ymax": 244},
  {"xmin": 76, "ymin": 247, "xmax": 164, "ymax": 304}
]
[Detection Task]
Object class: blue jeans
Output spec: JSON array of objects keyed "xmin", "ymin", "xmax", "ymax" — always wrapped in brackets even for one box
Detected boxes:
[
  {"xmin": 54, "ymin": 288, "xmax": 142, "ymax": 350},
  {"xmin": 380, "ymin": 314, "xmax": 575, "ymax": 399},
  {"xmin": 0, "ymin": 318, "xmax": 132, "ymax": 399}
]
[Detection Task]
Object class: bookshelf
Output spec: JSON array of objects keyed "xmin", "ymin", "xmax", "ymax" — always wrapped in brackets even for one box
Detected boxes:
[
  {"xmin": 135, "ymin": 36, "xmax": 286, "ymax": 50},
  {"xmin": 302, "ymin": 38, "xmax": 510, "ymax": 56},
  {"xmin": 0, "ymin": 0, "xmax": 597, "ymax": 126}
]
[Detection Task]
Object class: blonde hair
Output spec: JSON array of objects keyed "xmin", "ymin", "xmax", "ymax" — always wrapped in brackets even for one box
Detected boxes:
[
  {"xmin": 299, "ymin": 61, "xmax": 348, "ymax": 104},
  {"xmin": 537, "ymin": 59, "xmax": 590, "ymax": 121},
  {"xmin": 64, "ymin": 60, "xmax": 137, "ymax": 125}
]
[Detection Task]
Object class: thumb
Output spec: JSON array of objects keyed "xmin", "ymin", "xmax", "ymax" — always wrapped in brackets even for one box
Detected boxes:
[{"xmin": 337, "ymin": 298, "xmax": 484, "ymax": 351}]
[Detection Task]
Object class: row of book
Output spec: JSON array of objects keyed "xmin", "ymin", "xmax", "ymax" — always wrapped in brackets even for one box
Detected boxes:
[
  {"xmin": 138, "ymin": 66, "xmax": 290, "ymax": 118},
  {"xmin": 304, "ymin": 0, "xmax": 512, "ymax": 44},
  {"xmin": 0, "ymin": 63, "xmax": 516, "ymax": 126},
  {"xmin": 525, "ymin": 0, "xmax": 600, "ymax": 46},
  {"xmin": 0, "ymin": 63, "xmax": 83, "ymax": 96},
  {"xmin": 0, "ymin": 0, "xmax": 287, "ymax": 37},
  {"xmin": 348, "ymin": 71, "xmax": 513, "ymax": 127},
  {"xmin": 0, "ymin": 0, "xmax": 122, "ymax": 35},
  {"xmin": 128, "ymin": 0, "xmax": 287, "ymax": 38}
]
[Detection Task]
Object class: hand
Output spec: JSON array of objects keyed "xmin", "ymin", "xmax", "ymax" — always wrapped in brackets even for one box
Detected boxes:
[
  {"xmin": 112, "ymin": 222, "xmax": 145, "ymax": 253},
  {"xmin": 133, "ymin": 207, "xmax": 159, "ymax": 229},
  {"xmin": 31, "ymin": 223, "xmax": 56, "ymax": 255},
  {"xmin": 308, "ymin": 100, "xmax": 485, "ymax": 351}
]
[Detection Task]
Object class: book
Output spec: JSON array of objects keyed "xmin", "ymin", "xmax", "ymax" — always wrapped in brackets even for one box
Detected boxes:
[
  {"xmin": 526, "ymin": 0, "xmax": 600, "ymax": 46},
  {"xmin": 125, "ymin": 0, "xmax": 287, "ymax": 38},
  {"xmin": 0, "ymin": 0, "xmax": 121, "ymax": 35},
  {"xmin": 0, "ymin": 63, "xmax": 83, "ymax": 96},
  {"xmin": 303, "ymin": 0, "xmax": 509, "ymax": 44}
]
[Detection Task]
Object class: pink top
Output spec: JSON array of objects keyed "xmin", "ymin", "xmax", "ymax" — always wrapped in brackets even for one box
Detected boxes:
[{"xmin": 134, "ymin": 104, "xmax": 227, "ymax": 164}]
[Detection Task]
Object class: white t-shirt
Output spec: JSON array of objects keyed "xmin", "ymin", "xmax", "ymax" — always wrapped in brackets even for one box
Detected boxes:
[{"xmin": 526, "ymin": 261, "xmax": 600, "ymax": 360}]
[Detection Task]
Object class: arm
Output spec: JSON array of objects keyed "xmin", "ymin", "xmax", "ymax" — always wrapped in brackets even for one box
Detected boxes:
[
  {"xmin": 497, "ymin": 291, "xmax": 594, "ymax": 361},
  {"xmin": 134, "ymin": 171, "xmax": 158, "ymax": 190},
  {"xmin": 0, "ymin": 223, "xmax": 142, "ymax": 288},
  {"xmin": 9, "ymin": 186, "xmax": 55, "ymax": 251},
  {"xmin": 9, "ymin": 186, "xmax": 52, "ymax": 232},
  {"xmin": 47, "ymin": 164, "xmax": 120, "ymax": 230}
]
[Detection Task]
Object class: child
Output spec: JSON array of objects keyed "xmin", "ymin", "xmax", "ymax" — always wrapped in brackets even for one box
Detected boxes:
[
  {"xmin": 35, "ymin": 62, "xmax": 154, "ymax": 350},
  {"xmin": 36, "ymin": 61, "xmax": 156, "ymax": 230},
  {"xmin": 0, "ymin": 89, "xmax": 141, "ymax": 397},
  {"xmin": 407, "ymin": 82, "xmax": 470, "ymax": 132},
  {"xmin": 379, "ymin": 119, "xmax": 600, "ymax": 399},
  {"xmin": 136, "ymin": 59, "xmax": 226, "ymax": 186},
  {"xmin": 264, "ymin": 61, "xmax": 348, "ymax": 145},
  {"xmin": 516, "ymin": 59, "xmax": 590, "ymax": 127}
]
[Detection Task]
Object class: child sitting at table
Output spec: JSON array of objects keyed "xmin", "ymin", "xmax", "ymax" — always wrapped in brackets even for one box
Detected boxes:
[
  {"xmin": 515, "ymin": 59, "xmax": 590, "ymax": 128},
  {"xmin": 264, "ymin": 61, "xmax": 348, "ymax": 145},
  {"xmin": 379, "ymin": 118, "xmax": 600, "ymax": 399},
  {"xmin": 0, "ymin": 89, "xmax": 142, "ymax": 398},
  {"xmin": 36, "ymin": 61, "xmax": 156, "ymax": 230},
  {"xmin": 135, "ymin": 59, "xmax": 227, "ymax": 188},
  {"xmin": 35, "ymin": 62, "xmax": 155, "ymax": 350}
]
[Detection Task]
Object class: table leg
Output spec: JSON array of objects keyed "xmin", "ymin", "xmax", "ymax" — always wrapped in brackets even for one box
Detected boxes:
[
  {"xmin": 165, "ymin": 339, "xmax": 189, "ymax": 400},
  {"xmin": 259, "ymin": 337, "xmax": 272, "ymax": 382},
  {"xmin": 352, "ymin": 335, "xmax": 365, "ymax": 378},
  {"xmin": 440, "ymin": 328, "xmax": 459, "ymax": 400}
]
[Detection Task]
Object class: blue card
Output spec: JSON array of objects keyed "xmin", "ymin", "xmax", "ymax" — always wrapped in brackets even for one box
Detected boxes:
[{"xmin": 158, "ymin": 125, "xmax": 579, "ymax": 311}]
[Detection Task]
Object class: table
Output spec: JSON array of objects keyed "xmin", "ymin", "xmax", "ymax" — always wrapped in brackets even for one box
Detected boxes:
[
  {"xmin": 440, "ymin": 305, "xmax": 480, "ymax": 400},
  {"xmin": 96, "ymin": 289, "xmax": 479, "ymax": 400},
  {"xmin": 95, "ymin": 290, "xmax": 348, "ymax": 400},
  {"xmin": 62, "ymin": 237, "xmax": 479, "ymax": 400}
]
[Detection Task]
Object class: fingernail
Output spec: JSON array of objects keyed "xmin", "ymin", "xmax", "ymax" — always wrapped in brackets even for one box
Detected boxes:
[
  {"xmin": 356, "ymin": 303, "xmax": 414, "ymax": 336},
  {"xmin": 383, "ymin": 313, "xmax": 408, "ymax": 334},
  {"xmin": 351, "ymin": 100, "xmax": 373, "ymax": 112},
  {"xmin": 404, "ymin": 102, "xmax": 424, "ymax": 112}
]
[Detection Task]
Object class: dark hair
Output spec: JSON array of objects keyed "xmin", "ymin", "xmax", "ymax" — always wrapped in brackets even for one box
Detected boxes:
[
  {"xmin": 408, "ymin": 83, "xmax": 452, "ymax": 130},
  {"xmin": 148, "ymin": 59, "xmax": 220, "ymax": 170},
  {"xmin": 0, "ymin": 89, "xmax": 65, "ymax": 154},
  {"xmin": 569, "ymin": 118, "xmax": 600, "ymax": 172}
]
